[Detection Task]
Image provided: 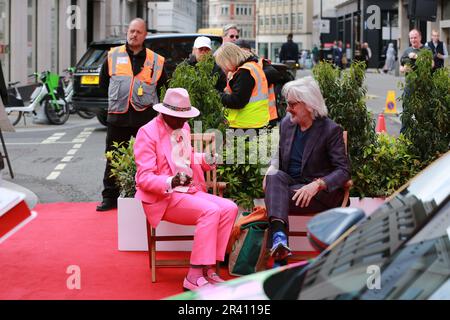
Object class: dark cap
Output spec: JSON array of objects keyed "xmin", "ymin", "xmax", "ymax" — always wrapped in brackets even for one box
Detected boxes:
[{"xmin": 235, "ymin": 39, "xmax": 252, "ymax": 50}]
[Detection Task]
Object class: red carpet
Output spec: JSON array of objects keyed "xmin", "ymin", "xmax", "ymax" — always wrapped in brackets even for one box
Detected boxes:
[{"xmin": 0, "ymin": 202, "xmax": 232, "ymax": 300}]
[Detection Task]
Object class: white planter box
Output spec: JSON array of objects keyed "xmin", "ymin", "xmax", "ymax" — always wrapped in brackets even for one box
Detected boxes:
[{"xmin": 117, "ymin": 197, "xmax": 195, "ymax": 252}]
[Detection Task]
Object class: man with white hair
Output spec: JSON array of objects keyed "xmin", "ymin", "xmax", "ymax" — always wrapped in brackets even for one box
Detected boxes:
[{"xmin": 263, "ymin": 77, "xmax": 351, "ymax": 266}]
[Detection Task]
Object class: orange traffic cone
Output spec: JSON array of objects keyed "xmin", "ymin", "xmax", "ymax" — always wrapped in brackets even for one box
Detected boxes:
[{"xmin": 376, "ymin": 113, "xmax": 387, "ymax": 133}]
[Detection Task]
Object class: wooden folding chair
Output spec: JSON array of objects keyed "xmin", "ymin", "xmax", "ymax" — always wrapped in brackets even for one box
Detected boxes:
[{"xmin": 146, "ymin": 132, "xmax": 224, "ymax": 282}]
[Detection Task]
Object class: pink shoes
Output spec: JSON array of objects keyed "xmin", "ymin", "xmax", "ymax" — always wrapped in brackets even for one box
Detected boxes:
[
  {"xmin": 183, "ymin": 276, "xmax": 213, "ymax": 291},
  {"xmin": 204, "ymin": 268, "xmax": 225, "ymax": 284}
]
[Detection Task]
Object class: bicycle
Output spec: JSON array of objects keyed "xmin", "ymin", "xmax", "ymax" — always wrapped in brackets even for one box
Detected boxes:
[
  {"xmin": 62, "ymin": 67, "xmax": 96, "ymax": 119},
  {"xmin": 5, "ymin": 71, "xmax": 70, "ymax": 126}
]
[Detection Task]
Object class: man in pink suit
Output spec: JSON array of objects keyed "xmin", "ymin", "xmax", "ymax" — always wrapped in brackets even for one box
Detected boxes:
[{"xmin": 133, "ymin": 88, "xmax": 238, "ymax": 291}]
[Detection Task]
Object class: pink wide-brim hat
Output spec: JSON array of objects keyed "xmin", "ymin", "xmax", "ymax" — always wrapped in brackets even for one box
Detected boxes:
[{"xmin": 153, "ymin": 88, "xmax": 200, "ymax": 118}]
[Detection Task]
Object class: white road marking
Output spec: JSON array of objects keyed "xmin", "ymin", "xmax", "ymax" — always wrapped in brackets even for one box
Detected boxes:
[
  {"xmin": 45, "ymin": 127, "xmax": 95, "ymax": 180},
  {"xmin": 46, "ymin": 171, "xmax": 61, "ymax": 180},
  {"xmin": 71, "ymin": 138, "xmax": 86, "ymax": 143},
  {"xmin": 41, "ymin": 132, "xmax": 66, "ymax": 144},
  {"xmin": 54, "ymin": 164, "xmax": 67, "ymax": 171},
  {"xmin": 66, "ymin": 149, "xmax": 78, "ymax": 155}
]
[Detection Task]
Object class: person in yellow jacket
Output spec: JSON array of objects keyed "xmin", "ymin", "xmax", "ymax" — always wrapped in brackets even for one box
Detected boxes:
[
  {"xmin": 214, "ymin": 42, "xmax": 270, "ymax": 130},
  {"xmin": 235, "ymin": 39, "xmax": 283, "ymax": 127},
  {"xmin": 97, "ymin": 18, "xmax": 168, "ymax": 211}
]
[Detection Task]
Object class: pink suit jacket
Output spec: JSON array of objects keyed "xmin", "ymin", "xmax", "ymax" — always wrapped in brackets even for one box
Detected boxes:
[{"xmin": 133, "ymin": 115, "xmax": 213, "ymax": 227}]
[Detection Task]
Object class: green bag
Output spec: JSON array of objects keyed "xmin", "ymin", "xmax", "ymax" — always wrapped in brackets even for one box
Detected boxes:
[{"xmin": 228, "ymin": 221, "xmax": 269, "ymax": 276}]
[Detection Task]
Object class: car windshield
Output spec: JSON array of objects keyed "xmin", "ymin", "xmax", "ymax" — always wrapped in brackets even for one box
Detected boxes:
[
  {"xmin": 76, "ymin": 45, "xmax": 114, "ymax": 69},
  {"xmin": 266, "ymin": 152, "xmax": 450, "ymax": 300}
]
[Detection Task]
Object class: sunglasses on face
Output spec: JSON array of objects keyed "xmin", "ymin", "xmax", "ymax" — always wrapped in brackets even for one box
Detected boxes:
[{"xmin": 229, "ymin": 35, "xmax": 239, "ymax": 39}]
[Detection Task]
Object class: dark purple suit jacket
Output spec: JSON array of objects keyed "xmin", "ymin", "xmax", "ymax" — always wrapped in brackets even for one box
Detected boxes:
[{"xmin": 272, "ymin": 116, "xmax": 351, "ymax": 207}]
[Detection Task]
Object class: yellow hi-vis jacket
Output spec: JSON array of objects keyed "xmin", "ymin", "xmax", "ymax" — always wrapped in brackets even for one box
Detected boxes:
[
  {"xmin": 225, "ymin": 61, "xmax": 270, "ymax": 129},
  {"xmin": 107, "ymin": 45, "xmax": 165, "ymax": 114},
  {"xmin": 258, "ymin": 58, "xmax": 278, "ymax": 121}
]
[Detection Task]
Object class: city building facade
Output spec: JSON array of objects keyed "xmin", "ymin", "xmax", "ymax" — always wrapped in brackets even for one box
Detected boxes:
[
  {"xmin": 147, "ymin": 0, "xmax": 197, "ymax": 33},
  {"xmin": 208, "ymin": 0, "xmax": 257, "ymax": 42},
  {"xmin": 256, "ymin": 0, "xmax": 314, "ymax": 62},
  {"xmin": 312, "ymin": 0, "xmax": 449, "ymax": 69}
]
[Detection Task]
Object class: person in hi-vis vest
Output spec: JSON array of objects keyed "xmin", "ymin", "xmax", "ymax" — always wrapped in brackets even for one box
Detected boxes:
[
  {"xmin": 235, "ymin": 39, "xmax": 282, "ymax": 127},
  {"xmin": 97, "ymin": 18, "xmax": 168, "ymax": 211},
  {"xmin": 214, "ymin": 43, "xmax": 270, "ymax": 130}
]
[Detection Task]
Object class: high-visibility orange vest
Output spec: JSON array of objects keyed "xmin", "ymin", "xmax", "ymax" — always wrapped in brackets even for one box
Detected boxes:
[
  {"xmin": 107, "ymin": 45, "xmax": 165, "ymax": 114},
  {"xmin": 225, "ymin": 61, "xmax": 270, "ymax": 129},
  {"xmin": 258, "ymin": 58, "xmax": 278, "ymax": 121}
]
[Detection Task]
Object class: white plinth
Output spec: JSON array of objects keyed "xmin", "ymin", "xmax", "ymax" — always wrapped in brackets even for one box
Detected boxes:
[{"xmin": 117, "ymin": 197, "xmax": 194, "ymax": 252}]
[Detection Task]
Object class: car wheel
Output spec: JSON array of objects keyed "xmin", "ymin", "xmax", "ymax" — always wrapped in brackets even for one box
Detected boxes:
[{"xmin": 96, "ymin": 109, "xmax": 108, "ymax": 126}]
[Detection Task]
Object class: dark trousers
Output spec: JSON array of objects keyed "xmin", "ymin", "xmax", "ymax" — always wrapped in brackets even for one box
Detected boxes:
[
  {"xmin": 101, "ymin": 124, "xmax": 140, "ymax": 200},
  {"xmin": 264, "ymin": 170, "xmax": 344, "ymax": 248},
  {"xmin": 264, "ymin": 170, "xmax": 332, "ymax": 227}
]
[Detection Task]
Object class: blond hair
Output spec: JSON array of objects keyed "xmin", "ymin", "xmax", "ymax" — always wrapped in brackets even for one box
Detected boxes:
[
  {"xmin": 214, "ymin": 42, "xmax": 253, "ymax": 72},
  {"xmin": 223, "ymin": 24, "xmax": 239, "ymax": 37}
]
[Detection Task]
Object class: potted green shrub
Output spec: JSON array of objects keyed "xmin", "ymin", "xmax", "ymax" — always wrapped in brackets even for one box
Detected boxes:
[
  {"xmin": 312, "ymin": 61, "xmax": 423, "ymax": 198},
  {"xmin": 106, "ymin": 138, "xmax": 148, "ymax": 251}
]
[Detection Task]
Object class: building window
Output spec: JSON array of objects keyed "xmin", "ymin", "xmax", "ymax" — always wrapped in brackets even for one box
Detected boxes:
[
  {"xmin": 277, "ymin": 14, "xmax": 282, "ymax": 29},
  {"xmin": 284, "ymin": 14, "xmax": 289, "ymax": 28},
  {"xmin": 221, "ymin": 5, "xmax": 229, "ymax": 16},
  {"xmin": 258, "ymin": 42, "xmax": 268, "ymax": 59},
  {"xmin": 297, "ymin": 13, "xmax": 303, "ymax": 29}
]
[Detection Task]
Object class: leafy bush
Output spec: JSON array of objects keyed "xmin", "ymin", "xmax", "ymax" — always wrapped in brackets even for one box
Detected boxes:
[
  {"xmin": 216, "ymin": 133, "xmax": 272, "ymax": 210},
  {"xmin": 312, "ymin": 61, "xmax": 425, "ymax": 198},
  {"xmin": 161, "ymin": 54, "xmax": 227, "ymax": 133},
  {"xmin": 313, "ymin": 60, "xmax": 376, "ymax": 165},
  {"xmin": 399, "ymin": 49, "xmax": 450, "ymax": 164},
  {"xmin": 105, "ymin": 137, "xmax": 136, "ymax": 198},
  {"xmin": 353, "ymin": 133, "xmax": 421, "ymax": 197}
]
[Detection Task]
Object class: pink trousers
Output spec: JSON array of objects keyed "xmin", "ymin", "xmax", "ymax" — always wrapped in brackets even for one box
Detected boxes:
[{"xmin": 143, "ymin": 191, "xmax": 238, "ymax": 266}]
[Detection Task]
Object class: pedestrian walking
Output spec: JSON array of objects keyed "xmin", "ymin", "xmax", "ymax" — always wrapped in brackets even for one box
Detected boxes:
[
  {"xmin": 96, "ymin": 18, "xmax": 168, "ymax": 211},
  {"xmin": 279, "ymin": 33, "xmax": 299, "ymax": 64},
  {"xmin": 425, "ymin": 29, "xmax": 448, "ymax": 71},
  {"xmin": 382, "ymin": 43, "xmax": 397, "ymax": 73}
]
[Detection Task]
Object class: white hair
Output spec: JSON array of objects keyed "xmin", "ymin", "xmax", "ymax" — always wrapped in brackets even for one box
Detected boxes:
[{"xmin": 282, "ymin": 76, "xmax": 328, "ymax": 118}]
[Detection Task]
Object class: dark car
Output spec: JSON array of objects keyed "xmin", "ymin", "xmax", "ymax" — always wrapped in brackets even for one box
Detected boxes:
[
  {"xmin": 170, "ymin": 151, "xmax": 450, "ymax": 300},
  {"xmin": 72, "ymin": 33, "xmax": 223, "ymax": 126}
]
